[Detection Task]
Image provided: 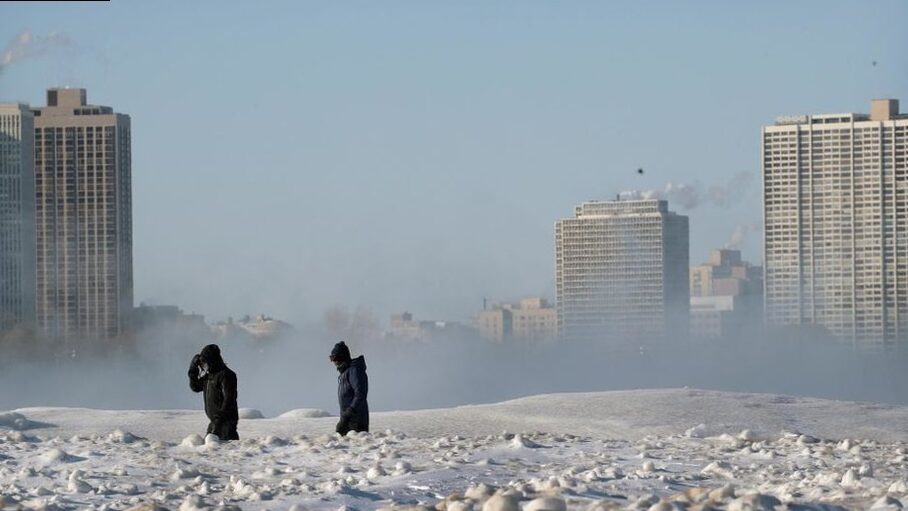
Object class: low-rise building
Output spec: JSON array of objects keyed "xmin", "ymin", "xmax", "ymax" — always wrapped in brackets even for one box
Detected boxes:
[
  {"xmin": 689, "ymin": 249, "xmax": 763, "ymax": 339},
  {"xmin": 478, "ymin": 297, "xmax": 557, "ymax": 342}
]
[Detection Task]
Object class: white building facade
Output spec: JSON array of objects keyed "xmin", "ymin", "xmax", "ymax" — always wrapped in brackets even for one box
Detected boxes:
[
  {"xmin": 33, "ymin": 88, "xmax": 133, "ymax": 341},
  {"xmin": 0, "ymin": 103, "xmax": 36, "ymax": 333},
  {"xmin": 555, "ymin": 199, "xmax": 689, "ymax": 342},
  {"xmin": 763, "ymin": 99, "xmax": 908, "ymax": 348}
]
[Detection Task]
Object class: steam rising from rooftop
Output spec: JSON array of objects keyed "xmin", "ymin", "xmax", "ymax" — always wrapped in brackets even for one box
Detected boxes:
[{"xmin": 619, "ymin": 171, "xmax": 754, "ymax": 211}]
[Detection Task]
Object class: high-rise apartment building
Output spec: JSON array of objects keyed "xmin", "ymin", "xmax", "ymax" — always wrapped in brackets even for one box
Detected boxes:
[
  {"xmin": 763, "ymin": 98, "xmax": 908, "ymax": 348},
  {"xmin": 0, "ymin": 103, "xmax": 36, "ymax": 333},
  {"xmin": 555, "ymin": 199, "xmax": 689, "ymax": 341},
  {"xmin": 33, "ymin": 88, "xmax": 133, "ymax": 341}
]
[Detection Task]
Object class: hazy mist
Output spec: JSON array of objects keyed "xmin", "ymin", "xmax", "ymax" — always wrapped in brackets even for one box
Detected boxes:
[{"xmin": 2, "ymin": 322, "xmax": 907, "ymax": 418}]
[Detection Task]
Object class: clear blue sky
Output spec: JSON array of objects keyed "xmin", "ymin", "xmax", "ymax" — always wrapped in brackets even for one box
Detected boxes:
[{"xmin": 2, "ymin": 1, "xmax": 906, "ymax": 324}]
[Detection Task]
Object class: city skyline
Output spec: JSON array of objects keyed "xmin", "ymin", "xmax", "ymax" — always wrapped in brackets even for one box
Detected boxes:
[{"xmin": 1, "ymin": 1, "xmax": 905, "ymax": 324}]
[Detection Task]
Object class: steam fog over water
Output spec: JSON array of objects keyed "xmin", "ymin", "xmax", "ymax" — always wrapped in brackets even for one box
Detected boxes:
[{"xmin": 2, "ymin": 324, "xmax": 907, "ymax": 417}]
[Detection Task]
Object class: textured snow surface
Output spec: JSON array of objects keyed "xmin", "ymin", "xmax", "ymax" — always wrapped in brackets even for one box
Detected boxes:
[{"xmin": 1, "ymin": 389, "xmax": 907, "ymax": 510}]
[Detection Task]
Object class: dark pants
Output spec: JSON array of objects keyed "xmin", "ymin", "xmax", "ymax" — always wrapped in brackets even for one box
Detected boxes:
[
  {"xmin": 207, "ymin": 420, "xmax": 239, "ymax": 441},
  {"xmin": 337, "ymin": 415, "xmax": 369, "ymax": 436}
]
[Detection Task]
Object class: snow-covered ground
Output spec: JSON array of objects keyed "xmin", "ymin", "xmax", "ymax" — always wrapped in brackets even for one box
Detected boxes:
[{"xmin": 2, "ymin": 389, "xmax": 908, "ymax": 511}]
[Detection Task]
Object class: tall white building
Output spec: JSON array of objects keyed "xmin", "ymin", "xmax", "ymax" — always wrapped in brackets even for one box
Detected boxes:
[
  {"xmin": 763, "ymin": 98, "xmax": 908, "ymax": 348},
  {"xmin": 0, "ymin": 104, "xmax": 36, "ymax": 333},
  {"xmin": 33, "ymin": 88, "xmax": 133, "ymax": 341},
  {"xmin": 555, "ymin": 199, "xmax": 689, "ymax": 342}
]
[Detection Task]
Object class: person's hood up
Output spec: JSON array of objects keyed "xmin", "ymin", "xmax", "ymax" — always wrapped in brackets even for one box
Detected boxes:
[{"xmin": 200, "ymin": 344, "xmax": 226, "ymax": 371}]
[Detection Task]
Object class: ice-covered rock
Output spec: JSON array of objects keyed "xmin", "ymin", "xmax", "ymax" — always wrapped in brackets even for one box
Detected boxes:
[
  {"xmin": 509, "ymin": 434, "xmax": 542, "ymax": 449},
  {"xmin": 524, "ymin": 497, "xmax": 566, "ymax": 511},
  {"xmin": 239, "ymin": 408, "xmax": 265, "ymax": 419},
  {"xmin": 393, "ymin": 460, "xmax": 413, "ymax": 475},
  {"xmin": 701, "ymin": 461, "xmax": 735, "ymax": 479},
  {"xmin": 108, "ymin": 429, "xmax": 140, "ymax": 444},
  {"xmin": 841, "ymin": 468, "xmax": 858, "ymax": 487},
  {"xmin": 601, "ymin": 466, "xmax": 624, "ymax": 479},
  {"xmin": 647, "ymin": 502, "xmax": 682, "ymax": 511},
  {"xmin": 262, "ymin": 435, "xmax": 288, "ymax": 446},
  {"xmin": 170, "ymin": 467, "xmax": 201, "ymax": 481},
  {"xmin": 448, "ymin": 501, "xmax": 474, "ymax": 511},
  {"xmin": 181, "ymin": 434, "xmax": 205, "ymax": 448},
  {"xmin": 726, "ymin": 493, "xmax": 781, "ymax": 511},
  {"xmin": 738, "ymin": 429, "xmax": 757, "ymax": 442},
  {"xmin": 179, "ymin": 495, "xmax": 207, "ymax": 511},
  {"xmin": 888, "ymin": 480, "xmax": 908, "ymax": 494},
  {"xmin": 367, "ymin": 463, "xmax": 387, "ymax": 479},
  {"xmin": 631, "ymin": 494, "xmax": 659, "ymax": 509},
  {"xmin": 67, "ymin": 477, "xmax": 93, "ymax": 494},
  {"xmin": 482, "ymin": 493, "xmax": 519, "ymax": 511},
  {"xmin": 708, "ymin": 484, "xmax": 736, "ymax": 502},
  {"xmin": 684, "ymin": 424, "xmax": 708, "ymax": 438},
  {"xmin": 870, "ymin": 496, "xmax": 904, "ymax": 510},
  {"xmin": 465, "ymin": 483, "xmax": 496, "ymax": 501}
]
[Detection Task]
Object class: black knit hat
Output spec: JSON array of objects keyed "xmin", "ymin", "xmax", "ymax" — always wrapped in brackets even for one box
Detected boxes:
[{"xmin": 330, "ymin": 341, "xmax": 351, "ymax": 362}]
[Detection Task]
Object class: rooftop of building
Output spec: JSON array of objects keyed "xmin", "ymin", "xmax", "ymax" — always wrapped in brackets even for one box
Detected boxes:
[
  {"xmin": 773, "ymin": 98, "xmax": 905, "ymax": 126},
  {"xmin": 32, "ymin": 87, "xmax": 117, "ymax": 117}
]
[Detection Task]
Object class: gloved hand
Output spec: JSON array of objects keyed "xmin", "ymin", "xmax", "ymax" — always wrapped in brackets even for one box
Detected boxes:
[
  {"xmin": 189, "ymin": 354, "xmax": 201, "ymax": 375},
  {"xmin": 341, "ymin": 408, "xmax": 355, "ymax": 421}
]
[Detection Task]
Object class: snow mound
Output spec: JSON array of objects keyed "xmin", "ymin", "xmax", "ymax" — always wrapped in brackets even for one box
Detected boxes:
[
  {"xmin": 278, "ymin": 408, "xmax": 332, "ymax": 419},
  {"xmin": 239, "ymin": 408, "xmax": 265, "ymax": 419},
  {"xmin": 204, "ymin": 434, "xmax": 220, "ymax": 447},
  {"xmin": 0, "ymin": 411, "xmax": 46, "ymax": 431},
  {"xmin": 38, "ymin": 448, "xmax": 78, "ymax": 465}
]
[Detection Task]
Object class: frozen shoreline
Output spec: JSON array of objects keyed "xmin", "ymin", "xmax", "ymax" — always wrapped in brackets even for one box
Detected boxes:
[{"xmin": 2, "ymin": 389, "xmax": 907, "ymax": 510}]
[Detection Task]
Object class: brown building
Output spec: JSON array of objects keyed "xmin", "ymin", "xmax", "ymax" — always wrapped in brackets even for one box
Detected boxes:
[
  {"xmin": 689, "ymin": 249, "xmax": 762, "ymax": 339},
  {"xmin": 478, "ymin": 297, "xmax": 557, "ymax": 342},
  {"xmin": 33, "ymin": 88, "xmax": 133, "ymax": 341},
  {"xmin": 389, "ymin": 312, "xmax": 474, "ymax": 342}
]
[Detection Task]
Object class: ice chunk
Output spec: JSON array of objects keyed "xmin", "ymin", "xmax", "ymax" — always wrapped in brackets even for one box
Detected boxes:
[
  {"xmin": 481, "ymin": 493, "xmax": 518, "ymax": 511},
  {"xmin": 524, "ymin": 497, "xmax": 566, "ymax": 511},
  {"xmin": 181, "ymin": 434, "xmax": 205, "ymax": 448}
]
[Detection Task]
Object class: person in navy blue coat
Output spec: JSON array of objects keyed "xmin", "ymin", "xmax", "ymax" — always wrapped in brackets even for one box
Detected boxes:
[{"xmin": 329, "ymin": 341, "xmax": 369, "ymax": 435}]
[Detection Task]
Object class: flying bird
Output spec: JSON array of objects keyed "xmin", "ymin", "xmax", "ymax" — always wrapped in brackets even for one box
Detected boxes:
[{"xmin": 637, "ymin": 168, "xmax": 644, "ymax": 175}]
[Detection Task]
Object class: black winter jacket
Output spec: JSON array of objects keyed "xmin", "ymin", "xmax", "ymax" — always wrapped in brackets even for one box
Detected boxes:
[
  {"xmin": 336, "ymin": 355, "xmax": 369, "ymax": 434},
  {"xmin": 189, "ymin": 361, "xmax": 239, "ymax": 440}
]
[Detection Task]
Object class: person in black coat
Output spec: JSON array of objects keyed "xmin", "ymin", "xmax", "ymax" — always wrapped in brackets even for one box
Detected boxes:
[
  {"xmin": 330, "ymin": 341, "xmax": 369, "ymax": 435},
  {"xmin": 188, "ymin": 344, "xmax": 240, "ymax": 441}
]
